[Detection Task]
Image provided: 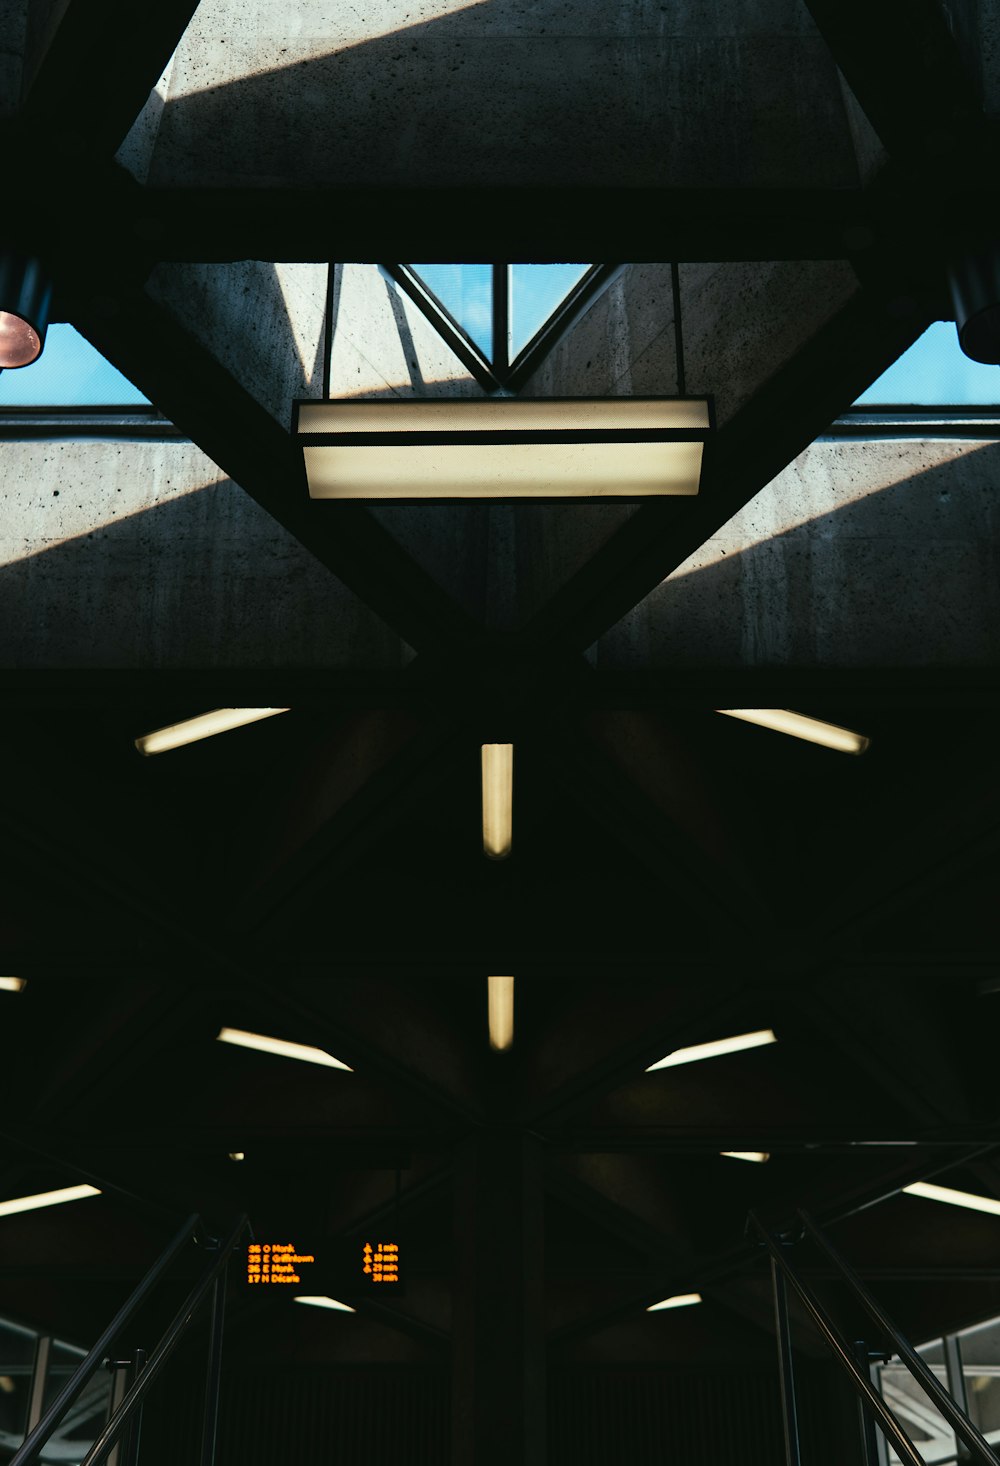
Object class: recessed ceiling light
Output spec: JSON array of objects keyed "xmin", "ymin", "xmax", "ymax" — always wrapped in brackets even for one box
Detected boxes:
[
  {"xmin": 481, "ymin": 744, "xmax": 514, "ymax": 859},
  {"xmin": 903, "ymin": 1182, "xmax": 1000, "ymax": 1217},
  {"xmin": 228, "ymin": 1152, "xmax": 245, "ymax": 1162},
  {"xmin": 0, "ymin": 1184, "xmax": 100, "ymax": 1218},
  {"xmin": 216, "ymin": 1028, "xmax": 352, "ymax": 1071},
  {"xmin": 646, "ymin": 1029, "xmax": 776, "ymax": 1072},
  {"xmin": 720, "ymin": 1151, "xmax": 770, "ymax": 1164},
  {"xmin": 134, "ymin": 707, "xmax": 290, "ymax": 756},
  {"xmin": 716, "ymin": 709, "xmax": 870, "ymax": 755},
  {"xmin": 0, "ymin": 977, "xmax": 25, "ymax": 992},
  {"xmin": 293, "ymin": 1296, "xmax": 355, "ymax": 1312},
  {"xmin": 488, "ymin": 976, "xmax": 514, "ymax": 1052},
  {"xmin": 647, "ymin": 1292, "xmax": 702, "ymax": 1312}
]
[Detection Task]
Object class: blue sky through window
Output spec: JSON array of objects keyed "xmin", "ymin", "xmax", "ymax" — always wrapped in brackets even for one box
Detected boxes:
[
  {"xmin": 0, "ymin": 323, "xmax": 149, "ymax": 405},
  {"xmin": 409, "ymin": 264, "xmax": 592, "ymax": 366},
  {"xmin": 856, "ymin": 320, "xmax": 1000, "ymax": 406}
]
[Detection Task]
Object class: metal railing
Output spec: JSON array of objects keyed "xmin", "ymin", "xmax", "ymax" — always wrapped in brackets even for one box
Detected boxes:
[
  {"xmin": 750, "ymin": 1207, "xmax": 1000, "ymax": 1466},
  {"xmin": 11, "ymin": 1212, "xmax": 248, "ymax": 1466}
]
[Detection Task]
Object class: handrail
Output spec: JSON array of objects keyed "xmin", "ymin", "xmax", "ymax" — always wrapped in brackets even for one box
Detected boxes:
[
  {"xmin": 798, "ymin": 1209, "xmax": 1000, "ymax": 1466},
  {"xmin": 10, "ymin": 1213, "xmax": 200, "ymax": 1466},
  {"xmin": 750, "ymin": 1211, "xmax": 926, "ymax": 1466},
  {"xmin": 79, "ymin": 1215, "xmax": 248, "ymax": 1466}
]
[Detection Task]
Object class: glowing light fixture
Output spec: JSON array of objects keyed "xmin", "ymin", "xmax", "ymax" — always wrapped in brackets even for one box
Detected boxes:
[
  {"xmin": 135, "ymin": 707, "xmax": 290, "ymax": 755},
  {"xmin": 482, "ymin": 743, "xmax": 513, "ymax": 859},
  {"xmin": 0, "ymin": 977, "xmax": 25, "ymax": 992},
  {"xmin": 647, "ymin": 1292, "xmax": 702, "ymax": 1312},
  {"xmin": 0, "ymin": 1184, "xmax": 100, "ymax": 1218},
  {"xmin": 720, "ymin": 1151, "xmax": 770, "ymax": 1164},
  {"xmin": 228, "ymin": 1152, "xmax": 245, "ymax": 1162},
  {"xmin": 716, "ymin": 709, "xmax": 869, "ymax": 755},
  {"xmin": 488, "ymin": 975, "xmax": 514, "ymax": 1051},
  {"xmin": 0, "ymin": 255, "xmax": 51, "ymax": 369},
  {"xmin": 646, "ymin": 1028, "xmax": 776, "ymax": 1072},
  {"xmin": 294, "ymin": 1296, "xmax": 355, "ymax": 1312},
  {"xmin": 216, "ymin": 1027, "xmax": 352, "ymax": 1071},
  {"xmin": 903, "ymin": 1181, "xmax": 1000, "ymax": 1217},
  {"xmin": 295, "ymin": 398, "xmax": 711, "ymax": 501}
]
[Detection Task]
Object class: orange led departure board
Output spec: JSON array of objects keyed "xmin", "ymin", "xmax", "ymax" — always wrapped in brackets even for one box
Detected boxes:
[
  {"xmin": 246, "ymin": 1242, "xmax": 316, "ymax": 1286},
  {"xmin": 362, "ymin": 1241, "xmax": 400, "ymax": 1286}
]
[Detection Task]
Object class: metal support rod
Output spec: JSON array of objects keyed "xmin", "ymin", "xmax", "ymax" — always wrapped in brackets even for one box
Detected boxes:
[
  {"xmin": 798, "ymin": 1211, "xmax": 1000, "ymax": 1466},
  {"xmin": 11, "ymin": 1215, "xmax": 199, "ymax": 1466},
  {"xmin": 855, "ymin": 1341, "xmax": 881, "ymax": 1466},
  {"xmin": 122, "ymin": 1350, "xmax": 146, "ymax": 1466},
  {"xmin": 771, "ymin": 1257, "xmax": 802, "ymax": 1466},
  {"xmin": 26, "ymin": 1338, "xmax": 51, "ymax": 1434},
  {"xmin": 750, "ymin": 1213, "xmax": 925, "ymax": 1466},
  {"xmin": 199, "ymin": 1270, "xmax": 227, "ymax": 1466},
  {"xmin": 78, "ymin": 1217, "xmax": 246, "ymax": 1466},
  {"xmin": 945, "ymin": 1334, "xmax": 972, "ymax": 1462},
  {"xmin": 493, "ymin": 261, "xmax": 509, "ymax": 375}
]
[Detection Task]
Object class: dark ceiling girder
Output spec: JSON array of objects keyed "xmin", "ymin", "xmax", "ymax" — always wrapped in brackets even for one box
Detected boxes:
[{"xmin": 514, "ymin": 289, "xmax": 931, "ymax": 658}]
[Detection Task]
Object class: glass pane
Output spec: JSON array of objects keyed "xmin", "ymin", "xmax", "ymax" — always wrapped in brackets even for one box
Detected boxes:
[
  {"xmin": 509, "ymin": 263, "xmax": 591, "ymax": 360},
  {"xmin": 856, "ymin": 321, "xmax": 1000, "ymax": 406},
  {"xmin": 879, "ymin": 1359, "xmax": 956, "ymax": 1465},
  {"xmin": 410, "ymin": 265, "xmax": 492, "ymax": 357},
  {"xmin": 957, "ymin": 1318, "xmax": 1000, "ymax": 1443},
  {"xmin": 41, "ymin": 1342, "xmax": 111, "ymax": 1466},
  {"xmin": 0, "ymin": 324, "xmax": 149, "ymax": 406},
  {"xmin": 0, "ymin": 1318, "xmax": 36, "ymax": 1462}
]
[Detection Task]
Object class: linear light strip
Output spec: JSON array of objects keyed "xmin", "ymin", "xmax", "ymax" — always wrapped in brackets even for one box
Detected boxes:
[
  {"xmin": 903, "ymin": 1182, "xmax": 1000, "ymax": 1217},
  {"xmin": 216, "ymin": 1027, "xmax": 352, "ymax": 1072},
  {"xmin": 482, "ymin": 744, "xmax": 513, "ymax": 859},
  {"xmin": 646, "ymin": 1028, "xmax": 777, "ymax": 1072},
  {"xmin": 0, "ymin": 977, "xmax": 25, "ymax": 992},
  {"xmin": 488, "ymin": 976, "xmax": 514, "ymax": 1052},
  {"xmin": 647, "ymin": 1293, "xmax": 702, "ymax": 1312},
  {"xmin": 0, "ymin": 1184, "xmax": 100, "ymax": 1218},
  {"xmin": 294, "ymin": 1296, "xmax": 355, "ymax": 1313},
  {"xmin": 720, "ymin": 1151, "xmax": 770, "ymax": 1164},
  {"xmin": 135, "ymin": 708, "xmax": 290, "ymax": 756},
  {"xmin": 716, "ymin": 709, "xmax": 870, "ymax": 755}
]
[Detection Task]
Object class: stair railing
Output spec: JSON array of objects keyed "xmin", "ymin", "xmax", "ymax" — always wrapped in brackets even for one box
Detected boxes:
[
  {"xmin": 750, "ymin": 1207, "xmax": 1000, "ymax": 1466},
  {"xmin": 11, "ymin": 1211, "xmax": 248, "ymax": 1466}
]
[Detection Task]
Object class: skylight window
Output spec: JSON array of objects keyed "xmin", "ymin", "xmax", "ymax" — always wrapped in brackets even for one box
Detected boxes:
[
  {"xmin": 856, "ymin": 321, "xmax": 1000, "ymax": 407},
  {"xmin": 0, "ymin": 323, "xmax": 148, "ymax": 406},
  {"xmin": 388, "ymin": 263, "xmax": 611, "ymax": 391}
]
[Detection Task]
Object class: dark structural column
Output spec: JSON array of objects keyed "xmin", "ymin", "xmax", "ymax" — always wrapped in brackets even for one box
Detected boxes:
[{"xmin": 452, "ymin": 1129, "xmax": 546, "ymax": 1466}]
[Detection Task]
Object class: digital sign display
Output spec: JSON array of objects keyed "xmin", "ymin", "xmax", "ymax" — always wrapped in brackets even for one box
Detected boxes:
[
  {"xmin": 361, "ymin": 1241, "xmax": 400, "ymax": 1287},
  {"xmin": 246, "ymin": 1242, "xmax": 317, "ymax": 1286}
]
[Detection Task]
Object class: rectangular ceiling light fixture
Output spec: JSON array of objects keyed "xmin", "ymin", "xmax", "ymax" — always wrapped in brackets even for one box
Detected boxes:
[
  {"xmin": 903, "ymin": 1182, "xmax": 1000, "ymax": 1217},
  {"xmin": 647, "ymin": 1292, "xmax": 702, "ymax": 1312},
  {"xmin": 716, "ymin": 709, "xmax": 870, "ymax": 755},
  {"xmin": 217, "ymin": 1027, "xmax": 353, "ymax": 1071},
  {"xmin": 488, "ymin": 975, "xmax": 515, "ymax": 1051},
  {"xmin": 0, "ymin": 1184, "xmax": 100, "ymax": 1218},
  {"xmin": 296, "ymin": 398, "xmax": 711, "ymax": 501},
  {"xmin": 0, "ymin": 977, "xmax": 25, "ymax": 992},
  {"xmin": 647, "ymin": 1028, "xmax": 776, "ymax": 1072},
  {"xmin": 294, "ymin": 1296, "xmax": 356, "ymax": 1312},
  {"xmin": 482, "ymin": 743, "xmax": 513, "ymax": 859},
  {"xmin": 720, "ymin": 1151, "xmax": 770, "ymax": 1164},
  {"xmin": 135, "ymin": 707, "xmax": 290, "ymax": 756}
]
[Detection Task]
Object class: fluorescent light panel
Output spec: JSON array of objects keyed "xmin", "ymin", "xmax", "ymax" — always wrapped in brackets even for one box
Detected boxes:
[
  {"xmin": 294, "ymin": 1296, "xmax": 355, "ymax": 1313},
  {"xmin": 135, "ymin": 707, "xmax": 290, "ymax": 756},
  {"xmin": 488, "ymin": 976, "xmax": 515, "ymax": 1052},
  {"xmin": 903, "ymin": 1182, "xmax": 1000, "ymax": 1217},
  {"xmin": 482, "ymin": 744, "xmax": 513, "ymax": 859},
  {"xmin": 716, "ymin": 708, "xmax": 870, "ymax": 755},
  {"xmin": 646, "ymin": 1028, "xmax": 776, "ymax": 1072},
  {"xmin": 0, "ymin": 1184, "xmax": 100, "ymax": 1218},
  {"xmin": 0, "ymin": 977, "xmax": 25, "ymax": 992},
  {"xmin": 297, "ymin": 398, "xmax": 709, "ymax": 500},
  {"xmin": 216, "ymin": 1027, "xmax": 352, "ymax": 1071},
  {"xmin": 720, "ymin": 1151, "xmax": 770, "ymax": 1164},
  {"xmin": 647, "ymin": 1293, "xmax": 702, "ymax": 1312}
]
